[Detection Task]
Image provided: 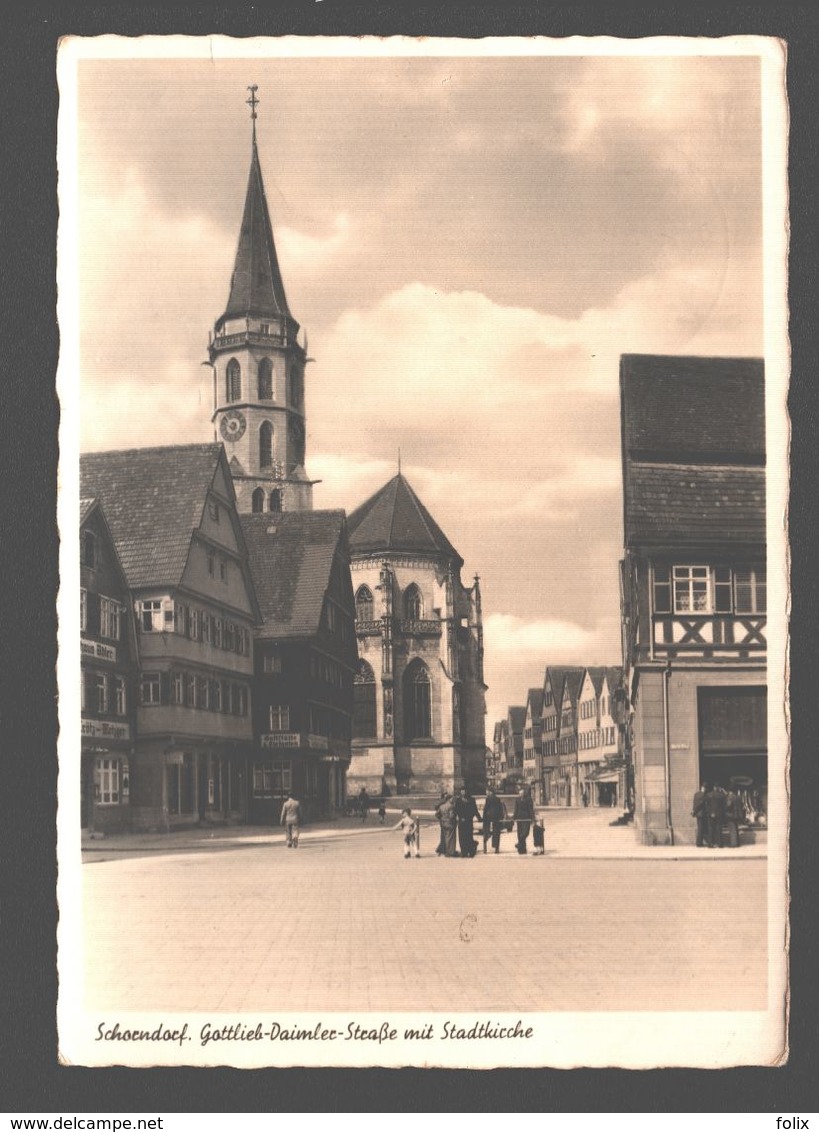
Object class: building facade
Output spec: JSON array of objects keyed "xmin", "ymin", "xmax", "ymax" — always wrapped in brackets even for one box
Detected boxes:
[
  {"xmin": 241, "ymin": 511, "xmax": 358, "ymax": 822},
  {"xmin": 619, "ymin": 354, "xmax": 767, "ymax": 845},
  {"xmin": 80, "ymin": 499, "xmax": 138, "ymax": 834},
  {"xmin": 522, "ymin": 688, "xmax": 545, "ymax": 801},
  {"xmin": 576, "ymin": 666, "xmax": 624, "ymax": 808},
  {"xmin": 346, "ymin": 474, "xmax": 487, "ymax": 796},
  {"xmin": 81, "ymin": 444, "xmax": 261, "ymax": 830}
]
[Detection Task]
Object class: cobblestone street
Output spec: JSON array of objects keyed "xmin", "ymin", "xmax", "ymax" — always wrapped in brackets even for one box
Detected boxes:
[{"xmin": 81, "ymin": 810, "xmax": 768, "ymax": 1015}]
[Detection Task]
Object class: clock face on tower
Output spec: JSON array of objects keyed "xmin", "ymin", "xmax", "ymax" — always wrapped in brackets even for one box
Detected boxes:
[{"xmin": 220, "ymin": 409, "xmax": 246, "ymax": 442}]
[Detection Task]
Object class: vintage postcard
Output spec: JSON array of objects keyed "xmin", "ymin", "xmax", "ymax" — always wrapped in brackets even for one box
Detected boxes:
[{"xmin": 56, "ymin": 34, "xmax": 789, "ymax": 1069}]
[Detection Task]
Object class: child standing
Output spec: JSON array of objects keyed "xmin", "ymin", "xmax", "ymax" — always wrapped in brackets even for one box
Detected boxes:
[
  {"xmin": 532, "ymin": 817, "xmax": 545, "ymax": 855},
  {"xmin": 393, "ymin": 808, "xmax": 421, "ymax": 858}
]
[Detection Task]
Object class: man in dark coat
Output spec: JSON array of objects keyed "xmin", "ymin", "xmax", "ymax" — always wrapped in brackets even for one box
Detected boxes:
[
  {"xmin": 724, "ymin": 789, "xmax": 744, "ymax": 848},
  {"xmin": 513, "ymin": 787, "xmax": 535, "ymax": 854},
  {"xmin": 705, "ymin": 784, "xmax": 726, "ymax": 848},
  {"xmin": 692, "ymin": 782, "xmax": 709, "ymax": 847},
  {"xmin": 455, "ymin": 788, "xmax": 481, "ymax": 857},
  {"xmin": 481, "ymin": 788, "xmax": 504, "ymax": 854}
]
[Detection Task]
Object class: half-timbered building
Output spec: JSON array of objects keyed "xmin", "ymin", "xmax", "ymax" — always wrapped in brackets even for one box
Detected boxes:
[{"xmin": 619, "ymin": 354, "xmax": 767, "ymax": 845}]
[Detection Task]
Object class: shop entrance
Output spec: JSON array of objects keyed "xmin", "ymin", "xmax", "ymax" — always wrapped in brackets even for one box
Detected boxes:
[{"xmin": 698, "ymin": 685, "xmax": 768, "ymax": 818}]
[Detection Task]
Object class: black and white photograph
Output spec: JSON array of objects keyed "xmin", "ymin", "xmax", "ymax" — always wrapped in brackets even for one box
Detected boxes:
[{"xmin": 56, "ymin": 35, "xmax": 789, "ymax": 1069}]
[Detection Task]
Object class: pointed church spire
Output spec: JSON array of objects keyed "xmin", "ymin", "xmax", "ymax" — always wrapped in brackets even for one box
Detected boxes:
[{"xmin": 220, "ymin": 87, "xmax": 296, "ymax": 327}]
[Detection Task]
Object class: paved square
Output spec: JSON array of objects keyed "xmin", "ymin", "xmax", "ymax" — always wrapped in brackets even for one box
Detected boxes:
[{"xmin": 82, "ymin": 816, "xmax": 767, "ymax": 1014}]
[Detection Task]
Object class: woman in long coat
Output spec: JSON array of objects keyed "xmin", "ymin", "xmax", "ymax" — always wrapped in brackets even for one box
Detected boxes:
[
  {"xmin": 513, "ymin": 787, "xmax": 535, "ymax": 854},
  {"xmin": 438, "ymin": 795, "xmax": 458, "ymax": 857}
]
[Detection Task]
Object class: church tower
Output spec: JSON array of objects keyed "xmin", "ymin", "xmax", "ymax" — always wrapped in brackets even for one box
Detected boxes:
[{"xmin": 209, "ymin": 87, "xmax": 314, "ymax": 514}]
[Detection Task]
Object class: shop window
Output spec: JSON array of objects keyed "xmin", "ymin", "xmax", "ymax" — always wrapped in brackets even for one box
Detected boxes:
[{"xmin": 95, "ymin": 758, "xmax": 119, "ymax": 805}]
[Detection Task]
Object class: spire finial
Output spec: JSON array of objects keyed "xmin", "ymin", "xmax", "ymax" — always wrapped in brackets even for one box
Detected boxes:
[
  {"xmin": 398, "ymin": 448, "xmax": 402, "ymax": 475},
  {"xmin": 246, "ymin": 84, "xmax": 259, "ymax": 139}
]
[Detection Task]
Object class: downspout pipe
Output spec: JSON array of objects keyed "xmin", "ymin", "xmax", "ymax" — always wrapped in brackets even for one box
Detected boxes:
[{"xmin": 662, "ymin": 661, "xmax": 674, "ymax": 845}]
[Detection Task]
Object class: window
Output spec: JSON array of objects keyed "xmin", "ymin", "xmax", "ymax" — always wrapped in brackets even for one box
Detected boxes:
[
  {"xmin": 264, "ymin": 654, "xmax": 282, "ymax": 674},
  {"xmin": 94, "ymin": 673, "xmax": 108, "ymax": 714},
  {"xmin": 115, "ymin": 676, "xmax": 126, "ymax": 716},
  {"xmin": 735, "ymin": 567, "xmax": 767, "ymax": 613},
  {"xmin": 95, "ymin": 758, "xmax": 119, "ymax": 805},
  {"xmin": 353, "ymin": 661, "xmax": 377, "ymax": 738},
  {"xmin": 139, "ymin": 599, "xmax": 172, "ymax": 632},
  {"xmin": 214, "ymin": 619, "xmax": 223, "ymax": 648},
  {"xmin": 80, "ymin": 589, "xmax": 88, "ymax": 631},
  {"xmin": 98, "ymin": 597, "xmax": 121, "ymax": 642},
  {"xmin": 253, "ymin": 762, "xmax": 273, "ymax": 796},
  {"xmin": 258, "ymin": 358, "xmax": 273, "ymax": 400},
  {"xmin": 269, "ymin": 705, "xmax": 290, "ymax": 731},
  {"xmin": 673, "ymin": 565, "xmax": 710, "ymax": 613},
  {"xmin": 191, "ymin": 609, "xmax": 200, "ymax": 641},
  {"xmin": 404, "ymin": 584, "xmax": 423, "ymax": 620},
  {"xmin": 82, "ymin": 530, "xmax": 97, "ymax": 569},
  {"xmin": 207, "ymin": 554, "xmax": 215, "ymax": 577},
  {"xmin": 226, "ymin": 359, "xmax": 241, "ymax": 402},
  {"xmin": 355, "ymin": 586, "xmax": 374, "ymax": 622},
  {"xmin": 268, "ymin": 490, "xmax": 282, "ymax": 513},
  {"xmin": 140, "ymin": 673, "xmax": 161, "ymax": 705},
  {"xmin": 404, "ymin": 662, "xmax": 432, "ymax": 741},
  {"xmin": 259, "ymin": 421, "xmax": 273, "ymax": 467},
  {"xmin": 208, "ymin": 500, "xmax": 220, "ymax": 523},
  {"xmin": 252, "ymin": 488, "xmax": 265, "ymax": 513},
  {"xmin": 198, "ymin": 676, "xmax": 210, "ymax": 711},
  {"xmin": 172, "ymin": 671, "xmax": 184, "ymax": 706},
  {"xmin": 213, "ymin": 680, "xmax": 223, "ymax": 713},
  {"xmin": 219, "ymin": 559, "xmax": 228, "ymax": 583}
]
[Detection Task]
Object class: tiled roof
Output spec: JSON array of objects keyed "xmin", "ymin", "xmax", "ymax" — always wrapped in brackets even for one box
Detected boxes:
[
  {"xmin": 221, "ymin": 139, "xmax": 293, "ymax": 325},
  {"xmin": 621, "ymin": 354, "xmax": 765, "ymax": 461},
  {"xmin": 587, "ymin": 665, "xmax": 623, "ymax": 697},
  {"xmin": 508, "ymin": 706, "xmax": 526, "ymax": 733},
  {"xmin": 545, "ymin": 665, "xmax": 585, "ymax": 705},
  {"xmin": 526, "ymin": 688, "xmax": 545, "ymax": 717},
  {"xmin": 79, "ymin": 498, "xmax": 96, "ymax": 525},
  {"xmin": 241, "ymin": 511, "xmax": 346, "ymax": 639},
  {"xmin": 625, "ymin": 463, "xmax": 765, "ymax": 546},
  {"xmin": 80, "ymin": 445, "xmax": 226, "ymax": 588},
  {"xmin": 347, "ymin": 474, "xmax": 462, "ymax": 563}
]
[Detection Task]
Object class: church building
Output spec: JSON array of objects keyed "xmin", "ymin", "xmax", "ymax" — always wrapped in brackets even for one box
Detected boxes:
[
  {"xmin": 208, "ymin": 87, "xmax": 314, "ymax": 516},
  {"xmin": 346, "ymin": 474, "xmax": 487, "ymax": 796}
]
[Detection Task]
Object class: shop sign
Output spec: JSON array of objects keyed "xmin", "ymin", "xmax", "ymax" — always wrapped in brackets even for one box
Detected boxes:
[
  {"xmin": 261, "ymin": 732, "xmax": 300, "ymax": 749},
  {"xmin": 81, "ymin": 718, "xmax": 130, "ymax": 740},
  {"xmin": 81, "ymin": 637, "xmax": 117, "ymax": 663}
]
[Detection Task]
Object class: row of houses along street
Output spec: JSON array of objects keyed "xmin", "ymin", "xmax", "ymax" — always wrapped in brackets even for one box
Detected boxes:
[{"xmin": 78, "ymin": 92, "xmax": 769, "ymax": 851}]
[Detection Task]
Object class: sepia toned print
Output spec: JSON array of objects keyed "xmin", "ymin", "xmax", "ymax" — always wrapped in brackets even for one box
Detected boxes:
[{"xmin": 57, "ymin": 35, "xmax": 789, "ymax": 1069}]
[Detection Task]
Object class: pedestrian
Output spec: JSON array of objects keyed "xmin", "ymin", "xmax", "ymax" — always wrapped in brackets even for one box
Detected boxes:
[
  {"xmin": 724, "ymin": 788, "xmax": 744, "ymax": 848},
  {"xmin": 705, "ymin": 783, "xmax": 726, "ymax": 849},
  {"xmin": 582, "ymin": 787, "xmax": 589, "ymax": 808},
  {"xmin": 692, "ymin": 782, "xmax": 709, "ymax": 847},
  {"xmin": 513, "ymin": 786, "xmax": 535, "ymax": 855},
  {"xmin": 434, "ymin": 790, "xmax": 449, "ymax": 855},
  {"xmin": 455, "ymin": 787, "xmax": 481, "ymax": 858},
  {"xmin": 532, "ymin": 817, "xmax": 545, "ymax": 855},
  {"xmin": 280, "ymin": 792, "xmax": 302, "ymax": 848},
  {"xmin": 481, "ymin": 788, "xmax": 504, "ymax": 854},
  {"xmin": 377, "ymin": 799, "xmax": 386, "ymax": 824},
  {"xmin": 438, "ymin": 793, "xmax": 458, "ymax": 857},
  {"xmin": 393, "ymin": 808, "xmax": 421, "ymax": 858},
  {"xmin": 358, "ymin": 787, "xmax": 370, "ymax": 822}
]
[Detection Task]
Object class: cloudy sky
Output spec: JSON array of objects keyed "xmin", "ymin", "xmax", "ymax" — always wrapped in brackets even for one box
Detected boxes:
[{"xmin": 63, "ymin": 39, "xmax": 766, "ymax": 727}]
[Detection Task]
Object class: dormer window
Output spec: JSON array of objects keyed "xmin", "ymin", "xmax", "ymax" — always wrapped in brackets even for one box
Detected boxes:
[{"xmin": 82, "ymin": 530, "xmax": 97, "ymax": 570}]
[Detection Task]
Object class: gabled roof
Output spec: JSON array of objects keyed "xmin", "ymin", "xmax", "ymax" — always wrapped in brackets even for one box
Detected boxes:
[
  {"xmin": 79, "ymin": 497, "xmax": 96, "ymax": 525},
  {"xmin": 544, "ymin": 665, "xmax": 585, "ymax": 707},
  {"xmin": 625, "ymin": 463, "xmax": 765, "ymax": 547},
  {"xmin": 526, "ymin": 688, "xmax": 545, "ymax": 718},
  {"xmin": 240, "ymin": 510, "xmax": 347, "ymax": 639},
  {"xmin": 79, "ymin": 496, "xmax": 129, "ymax": 593},
  {"xmin": 586, "ymin": 665, "xmax": 623, "ymax": 697},
  {"xmin": 347, "ymin": 474, "xmax": 462, "ymax": 564},
  {"xmin": 220, "ymin": 138, "xmax": 295, "ymax": 327},
  {"xmin": 507, "ymin": 706, "xmax": 526, "ymax": 733},
  {"xmin": 80, "ymin": 444, "xmax": 232, "ymax": 588}
]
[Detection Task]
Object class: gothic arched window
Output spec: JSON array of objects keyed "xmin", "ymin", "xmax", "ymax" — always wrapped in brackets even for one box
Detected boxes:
[
  {"xmin": 355, "ymin": 585, "xmax": 374, "ymax": 622},
  {"xmin": 404, "ymin": 584, "xmax": 423, "ymax": 621},
  {"xmin": 268, "ymin": 490, "xmax": 282, "ymax": 513},
  {"xmin": 226, "ymin": 359, "xmax": 241, "ymax": 403},
  {"xmin": 404, "ymin": 661, "xmax": 432, "ymax": 741},
  {"xmin": 259, "ymin": 422, "xmax": 273, "ymax": 468},
  {"xmin": 288, "ymin": 365, "xmax": 302, "ymax": 409},
  {"xmin": 258, "ymin": 358, "xmax": 273, "ymax": 401},
  {"xmin": 353, "ymin": 661, "xmax": 377, "ymax": 739},
  {"xmin": 251, "ymin": 488, "xmax": 265, "ymax": 513}
]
